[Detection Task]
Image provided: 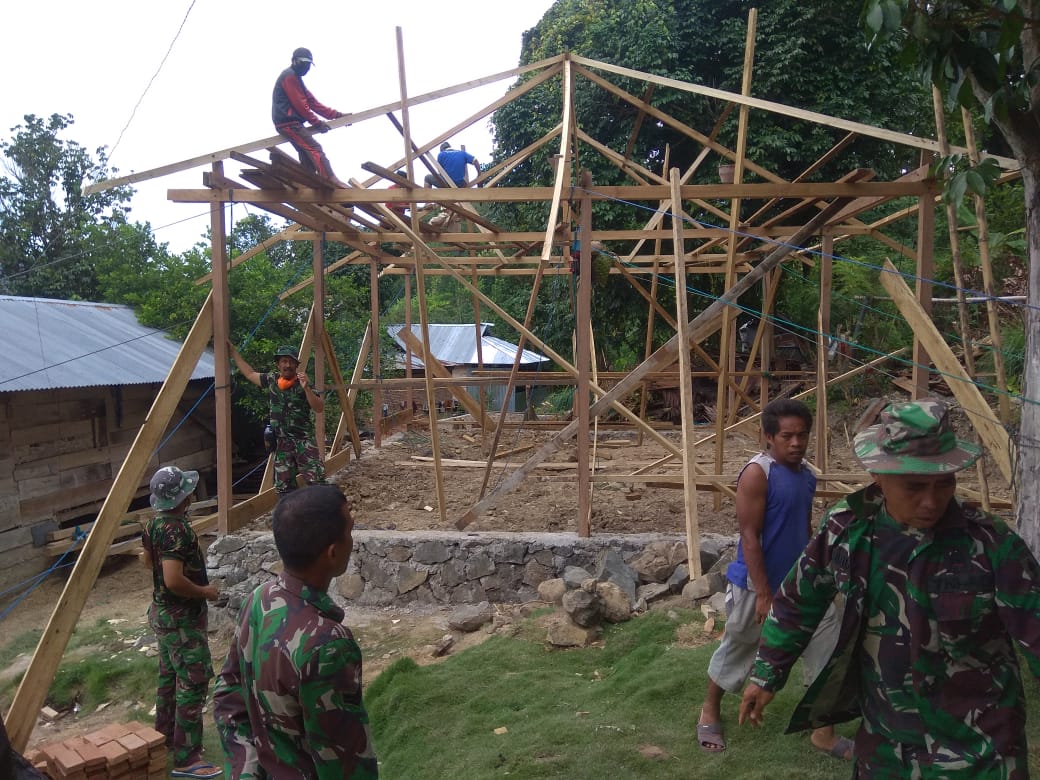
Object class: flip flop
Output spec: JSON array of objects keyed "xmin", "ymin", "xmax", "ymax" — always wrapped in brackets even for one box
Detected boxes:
[
  {"xmin": 814, "ymin": 735, "xmax": 854, "ymax": 761},
  {"xmin": 697, "ymin": 722, "xmax": 726, "ymax": 753},
  {"xmin": 171, "ymin": 762, "xmax": 223, "ymax": 778}
]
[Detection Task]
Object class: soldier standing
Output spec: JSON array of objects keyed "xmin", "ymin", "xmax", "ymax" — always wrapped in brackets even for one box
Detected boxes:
[
  {"xmin": 213, "ymin": 485, "xmax": 378, "ymax": 778},
  {"xmin": 740, "ymin": 398, "xmax": 1040, "ymax": 776},
  {"xmin": 229, "ymin": 342, "xmax": 326, "ymax": 495},
  {"xmin": 141, "ymin": 466, "xmax": 221, "ymax": 779}
]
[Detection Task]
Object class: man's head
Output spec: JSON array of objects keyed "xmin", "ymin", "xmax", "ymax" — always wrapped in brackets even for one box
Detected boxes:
[
  {"xmin": 761, "ymin": 399, "xmax": 813, "ymax": 467},
  {"xmin": 149, "ymin": 465, "xmax": 199, "ymax": 512},
  {"xmin": 273, "ymin": 485, "xmax": 354, "ymax": 578},
  {"xmin": 440, "ymin": 142, "xmax": 452, "ymax": 151},
  {"xmin": 854, "ymin": 398, "xmax": 980, "ymax": 528},
  {"xmin": 291, "ymin": 47, "xmax": 314, "ymax": 76},
  {"xmin": 274, "ymin": 345, "xmax": 300, "ymax": 379}
]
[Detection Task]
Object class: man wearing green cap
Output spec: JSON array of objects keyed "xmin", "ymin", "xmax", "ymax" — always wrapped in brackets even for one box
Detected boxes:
[
  {"xmin": 229, "ymin": 342, "xmax": 326, "ymax": 494},
  {"xmin": 738, "ymin": 398, "xmax": 1040, "ymax": 777}
]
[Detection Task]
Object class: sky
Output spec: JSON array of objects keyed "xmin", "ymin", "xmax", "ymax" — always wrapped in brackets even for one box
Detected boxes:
[{"xmin": 2, "ymin": 0, "xmax": 557, "ymax": 252}]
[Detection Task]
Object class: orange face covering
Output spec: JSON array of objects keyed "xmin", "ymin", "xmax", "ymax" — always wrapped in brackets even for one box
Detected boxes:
[{"xmin": 277, "ymin": 376, "xmax": 297, "ymax": 390}]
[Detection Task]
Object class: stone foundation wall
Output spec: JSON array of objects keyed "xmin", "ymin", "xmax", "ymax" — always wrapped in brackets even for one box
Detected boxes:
[{"xmin": 207, "ymin": 530, "xmax": 736, "ymax": 610}]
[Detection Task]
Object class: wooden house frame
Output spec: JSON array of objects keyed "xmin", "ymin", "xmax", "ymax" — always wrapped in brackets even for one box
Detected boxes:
[{"xmin": 5, "ymin": 15, "xmax": 1021, "ymax": 747}]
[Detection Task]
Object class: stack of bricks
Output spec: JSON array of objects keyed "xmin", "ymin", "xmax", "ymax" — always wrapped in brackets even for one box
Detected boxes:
[{"xmin": 27, "ymin": 721, "xmax": 168, "ymax": 780}]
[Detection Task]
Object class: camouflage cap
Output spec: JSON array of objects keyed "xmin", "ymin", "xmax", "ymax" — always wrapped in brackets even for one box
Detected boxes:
[
  {"xmin": 274, "ymin": 345, "xmax": 299, "ymax": 362},
  {"xmin": 853, "ymin": 398, "xmax": 980, "ymax": 474},
  {"xmin": 149, "ymin": 465, "xmax": 199, "ymax": 511}
]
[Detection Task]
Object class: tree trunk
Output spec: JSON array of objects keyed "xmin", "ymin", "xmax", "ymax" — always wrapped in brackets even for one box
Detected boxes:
[{"xmin": 1015, "ymin": 162, "xmax": 1040, "ymax": 555}]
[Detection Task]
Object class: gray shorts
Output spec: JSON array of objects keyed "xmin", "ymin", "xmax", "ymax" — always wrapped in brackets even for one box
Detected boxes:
[{"xmin": 706, "ymin": 581, "xmax": 840, "ymax": 693}]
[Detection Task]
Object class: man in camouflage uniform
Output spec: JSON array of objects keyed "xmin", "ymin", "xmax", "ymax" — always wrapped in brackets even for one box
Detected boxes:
[
  {"xmin": 739, "ymin": 399, "xmax": 1040, "ymax": 778},
  {"xmin": 229, "ymin": 342, "xmax": 326, "ymax": 494},
  {"xmin": 141, "ymin": 466, "xmax": 221, "ymax": 779},
  {"xmin": 213, "ymin": 485, "xmax": 377, "ymax": 779}
]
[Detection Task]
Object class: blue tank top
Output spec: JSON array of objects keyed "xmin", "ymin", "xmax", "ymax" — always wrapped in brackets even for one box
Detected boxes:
[{"xmin": 725, "ymin": 452, "xmax": 817, "ymax": 592}]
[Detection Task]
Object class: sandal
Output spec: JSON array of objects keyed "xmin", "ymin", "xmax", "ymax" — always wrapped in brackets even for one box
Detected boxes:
[
  {"xmin": 171, "ymin": 762, "xmax": 223, "ymax": 778},
  {"xmin": 697, "ymin": 722, "xmax": 726, "ymax": 753}
]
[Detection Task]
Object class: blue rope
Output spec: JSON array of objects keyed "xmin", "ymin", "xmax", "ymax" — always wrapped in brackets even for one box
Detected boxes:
[{"xmin": 0, "ymin": 528, "xmax": 88, "ymax": 623}]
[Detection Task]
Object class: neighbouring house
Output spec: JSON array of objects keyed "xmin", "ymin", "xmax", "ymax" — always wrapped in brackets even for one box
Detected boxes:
[
  {"xmin": 386, "ymin": 323, "xmax": 550, "ymax": 413},
  {"xmin": 0, "ymin": 296, "xmax": 217, "ymax": 587}
]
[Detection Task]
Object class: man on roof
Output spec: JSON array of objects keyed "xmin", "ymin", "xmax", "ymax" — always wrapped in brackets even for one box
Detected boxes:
[
  {"xmin": 424, "ymin": 141, "xmax": 481, "ymax": 188},
  {"xmin": 229, "ymin": 342, "xmax": 326, "ymax": 495},
  {"xmin": 272, "ymin": 47, "xmax": 347, "ymax": 186}
]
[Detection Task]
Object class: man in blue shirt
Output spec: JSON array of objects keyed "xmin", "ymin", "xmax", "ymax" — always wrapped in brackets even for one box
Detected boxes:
[
  {"xmin": 696, "ymin": 399, "xmax": 850, "ymax": 762},
  {"xmin": 424, "ymin": 141, "xmax": 481, "ymax": 187}
]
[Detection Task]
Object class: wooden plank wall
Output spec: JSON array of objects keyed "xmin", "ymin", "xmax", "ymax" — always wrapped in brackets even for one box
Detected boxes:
[{"xmin": 0, "ymin": 380, "xmax": 216, "ymax": 588}]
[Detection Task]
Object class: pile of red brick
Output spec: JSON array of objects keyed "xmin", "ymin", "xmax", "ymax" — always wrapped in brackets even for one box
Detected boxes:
[{"xmin": 25, "ymin": 721, "xmax": 167, "ymax": 779}]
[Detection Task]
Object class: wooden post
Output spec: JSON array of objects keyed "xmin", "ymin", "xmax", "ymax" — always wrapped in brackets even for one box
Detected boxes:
[
  {"xmin": 397, "ymin": 26, "xmax": 448, "ymax": 523},
  {"xmin": 817, "ymin": 232, "xmax": 833, "ymax": 473},
  {"xmin": 370, "ymin": 259, "xmax": 382, "ymax": 447},
  {"xmin": 912, "ymin": 155, "xmax": 936, "ymax": 399},
  {"xmin": 638, "ymin": 144, "xmax": 669, "ymax": 446},
  {"xmin": 672, "ymin": 168, "xmax": 702, "ymax": 577},
  {"xmin": 5, "ymin": 296, "xmax": 215, "ymax": 751},
  {"xmin": 961, "ymin": 106, "xmax": 1011, "ymax": 423},
  {"xmin": 576, "ymin": 171, "xmax": 593, "ymax": 536},
  {"xmin": 714, "ymin": 7, "xmax": 757, "ymax": 509},
  {"xmin": 210, "ymin": 172, "xmax": 232, "ymax": 536},
  {"xmin": 312, "ymin": 237, "xmax": 326, "ymax": 460}
]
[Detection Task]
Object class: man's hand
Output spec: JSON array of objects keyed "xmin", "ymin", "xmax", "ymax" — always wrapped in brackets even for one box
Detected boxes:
[
  {"xmin": 738, "ymin": 684, "xmax": 774, "ymax": 727},
  {"xmin": 201, "ymin": 584, "xmax": 219, "ymax": 602},
  {"xmin": 313, "ymin": 121, "xmax": 330, "ymax": 134},
  {"xmin": 297, "ymin": 372, "xmax": 310, "ymax": 389},
  {"xmin": 755, "ymin": 590, "xmax": 773, "ymax": 624}
]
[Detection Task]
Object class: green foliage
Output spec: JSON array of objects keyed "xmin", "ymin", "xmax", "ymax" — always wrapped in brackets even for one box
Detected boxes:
[
  {"xmin": 0, "ymin": 113, "xmax": 143, "ymax": 299},
  {"xmin": 930, "ymin": 153, "xmax": 1002, "ymax": 207}
]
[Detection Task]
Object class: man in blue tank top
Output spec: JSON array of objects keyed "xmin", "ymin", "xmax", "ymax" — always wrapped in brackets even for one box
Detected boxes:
[{"xmin": 697, "ymin": 399, "xmax": 851, "ymax": 761}]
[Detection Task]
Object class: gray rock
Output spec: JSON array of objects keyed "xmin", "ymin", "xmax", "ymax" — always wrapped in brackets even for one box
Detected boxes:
[
  {"xmin": 594, "ymin": 548, "xmax": 639, "ymax": 602},
  {"xmin": 562, "ymin": 589, "xmax": 603, "ymax": 628},
  {"xmin": 335, "ymin": 573, "xmax": 364, "ymax": 601},
  {"xmin": 537, "ymin": 578, "xmax": 567, "ymax": 604},
  {"xmin": 666, "ymin": 563, "xmax": 690, "ymax": 593},
  {"xmin": 708, "ymin": 590, "xmax": 727, "ymax": 615},
  {"xmin": 209, "ymin": 535, "xmax": 248, "ymax": 556},
  {"xmin": 682, "ymin": 575, "xmax": 713, "ymax": 601},
  {"xmin": 467, "ymin": 553, "xmax": 496, "ymax": 579},
  {"xmin": 387, "ymin": 546, "xmax": 412, "ymax": 562},
  {"xmin": 563, "ymin": 565, "xmax": 593, "ymax": 589},
  {"xmin": 448, "ymin": 601, "xmax": 494, "ymax": 632},
  {"xmin": 546, "ymin": 614, "xmax": 600, "ymax": 647},
  {"xmin": 531, "ymin": 548, "xmax": 554, "ymax": 566},
  {"xmin": 596, "ymin": 581, "xmax": 632, "ymax": 623},
  {"xmin": 636, "ymin": 582, "xmax": 672, "ymax": 604},
  {"xmin": 522, "ymin": 560, "xmax": 553, "ymax": 587},
  {"xmin": 453, "ymin": 581, "xmax": 487, "ymax": 604},
  {"xmin": 412, "ymin": 541, "xmax": 452, "ymax": 564},
  {"xmin": 629, "ymin": 541, "xmax": 685, "ymax": 583},
  {"xmin": 435, "ymin": 560, "xmax": 466, "ymax": 589},
  {"xmin": 396, "ymin": 566, "xmax": 429, "ymax": 594}
]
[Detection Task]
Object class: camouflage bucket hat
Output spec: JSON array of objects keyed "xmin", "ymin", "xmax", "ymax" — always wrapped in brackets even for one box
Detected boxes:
[
  {"xmin": 149, "ymin": 466, "xmax": 200, "ymax": 511},
  {"xmin": 853, "ymin": 398, "xmax": 981, "ymax": 475}
]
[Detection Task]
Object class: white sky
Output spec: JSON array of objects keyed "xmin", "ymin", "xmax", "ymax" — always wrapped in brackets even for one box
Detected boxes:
[{"xmin": 2, "ymin": 0, "xmax": 557, "ymax": 252}]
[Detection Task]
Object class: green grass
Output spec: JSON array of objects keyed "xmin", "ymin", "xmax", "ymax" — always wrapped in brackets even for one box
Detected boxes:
[{"xmin": 365, "ymin": 609, "xmax": 1040, "ymax": 779}]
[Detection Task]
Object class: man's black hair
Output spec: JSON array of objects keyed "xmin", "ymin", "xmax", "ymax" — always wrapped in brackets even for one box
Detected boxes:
[
  {"xmin": 273, "ymin": 485, "xmax": 350, "ymax": 570},
  {"xmin": 761, "ymin": 398, "xmax": 813, "ymax": 436}
]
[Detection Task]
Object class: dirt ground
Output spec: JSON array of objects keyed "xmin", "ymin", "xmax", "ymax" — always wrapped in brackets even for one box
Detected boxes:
[{"xmin": 0, "ymin": 409, "xmax": 1007, "ymax": 750}]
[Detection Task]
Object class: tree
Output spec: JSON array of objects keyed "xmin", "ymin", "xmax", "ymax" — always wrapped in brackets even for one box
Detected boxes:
[
  {"xmin": 0, "ymin": 113, "xmax": 137, "ymax": 299},
  {"xmin": 862, "ymin": 0, "xmax": 1040, "ymax": 552}
]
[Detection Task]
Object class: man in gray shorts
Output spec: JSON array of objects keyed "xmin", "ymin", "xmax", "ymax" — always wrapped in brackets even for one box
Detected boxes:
[{"xmin": 697, "ymin": 399, "xmax": 851, "ymax": 761}]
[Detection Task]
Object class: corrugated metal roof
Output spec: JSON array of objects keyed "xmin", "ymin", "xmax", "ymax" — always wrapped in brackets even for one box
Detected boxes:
[
  {"xmin": 0, "ymin": 296, "xmax": 215, "ymax": 392},
  {"xmin": 387, "ymin": 323, "xmax": 547, "ymax": 369}
]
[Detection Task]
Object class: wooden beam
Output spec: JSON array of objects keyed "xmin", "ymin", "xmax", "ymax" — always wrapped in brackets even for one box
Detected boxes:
[
  {"xmin": 576, "ymin": 171, "xmax": 593, "ymax": 537},
  {"xmin": 210, "ymin": 168, "xmax": 232, "ymax": 536},
  {"xmin": 672, "ymin": 168, "xmax": 702, "ymax": 577},
  {"xmin": 879, "ymin": 260, "xmax": 1013, "ymax": 483},
  {"xmin": 396, "ymin": 329, "xmax": 489, "ymax": 428}
]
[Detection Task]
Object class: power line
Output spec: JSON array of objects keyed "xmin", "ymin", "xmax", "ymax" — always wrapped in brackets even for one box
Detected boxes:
[{"xmin": 109, "ymin": 0, "xmax": 198, "ymax": 162}]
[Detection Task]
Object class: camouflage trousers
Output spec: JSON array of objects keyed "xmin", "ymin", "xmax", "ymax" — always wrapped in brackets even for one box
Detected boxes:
[
  {"xmin": 853, "ymin": 730, "xmax": 1028, "ymax": 779},
  {"xmin": 273, "ymin": 435, "xmax": 326, "ymax": 494},
  {"xmin": 149, "ymin": 605, "xmax": 214, "ymax": 768}
]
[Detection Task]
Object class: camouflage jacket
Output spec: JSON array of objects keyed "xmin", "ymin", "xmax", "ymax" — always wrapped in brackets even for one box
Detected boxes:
[
  {"xmin": 142, "ymin": 511, "xmax": 209, "ymax": 628},
  {"xmin": 261, "ymin": 372, "xmax": 315, "ymax": 441},
  {"xmin": 750, "ymin": 484, "xmax": 1040, "ymax": 774},
  {"xmin": 212, "ymin": 574, "xmax": 378, "ymax": 779}
]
